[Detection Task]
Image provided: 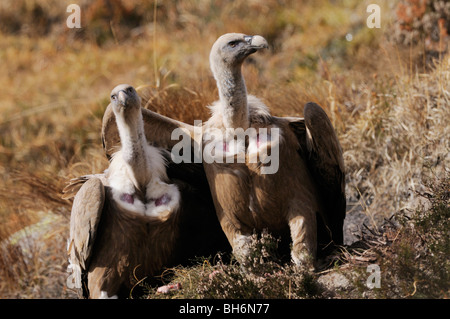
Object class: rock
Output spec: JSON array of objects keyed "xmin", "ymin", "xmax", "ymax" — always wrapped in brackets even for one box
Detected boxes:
[{"xmin": 318, "ymin": 272, "xmax": 350, "ymax": 291}]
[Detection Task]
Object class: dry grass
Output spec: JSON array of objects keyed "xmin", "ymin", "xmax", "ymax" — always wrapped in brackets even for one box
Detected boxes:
[
  {"xmin": 342, "ymin": 55, "xmax": 449, "ymax": 226},
  {"xmin": 146, "ymin": 231, "xmax": 323, "ymax": 299},
  {"xmin": 0, "ymin": 0, "xmax": 448, "ymax": 298},
  {"xmin": 146, "ymin": 175, "xmax": 449, "ymax": 299}
]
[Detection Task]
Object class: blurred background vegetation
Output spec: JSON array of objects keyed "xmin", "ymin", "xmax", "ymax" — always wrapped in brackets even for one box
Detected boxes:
[{"xmin": 0, "ymin": 0, "xmax": 448, "ymax": 298}]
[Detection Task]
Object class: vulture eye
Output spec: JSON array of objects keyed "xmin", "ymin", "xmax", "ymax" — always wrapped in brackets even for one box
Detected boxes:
[
  {"xmin": 111, "ymin": 94, "xmax": 116, "ymax": 100},
  {"xmin": 228, "ymin": 40, "xmax": 240, "ymax": 48}
]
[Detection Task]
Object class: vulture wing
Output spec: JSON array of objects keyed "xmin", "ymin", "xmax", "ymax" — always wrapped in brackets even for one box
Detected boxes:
[
  {"xmin": 62, "ymin": 174, "xmax": 104, "ymax": 200},
  {"xmin": 102, "ymin": 104, "xmax": 196, "ymax": 159},
  {"xmin": 287, "ymin": 102, "xmax": 346, "ymax": 255},
  {"xmin": 68, "ymin": 177, "xmax": 105, "ymax": 273},
  {"xmin": 62, "ymin": 176, "xmax": 89, "ymax": 200}
]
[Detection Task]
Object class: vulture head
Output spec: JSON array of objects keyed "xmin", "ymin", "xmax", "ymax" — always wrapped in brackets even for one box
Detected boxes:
[
  {"xmin": 110, "ymin": 84, "xmax": 141, "ymax": 115},
  {"xmin": 209, "ymin": 33, "xmax": 268, "ymax": 76}
]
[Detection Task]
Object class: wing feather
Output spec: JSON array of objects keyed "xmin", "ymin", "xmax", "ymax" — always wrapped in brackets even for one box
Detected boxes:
[
  {"xmin": 287, "ymin": 102, "xmax": 346, "ymax": 254},
  {"xmin": 68, "ymin": 177, "xmax": 105, "ymax": 271}
]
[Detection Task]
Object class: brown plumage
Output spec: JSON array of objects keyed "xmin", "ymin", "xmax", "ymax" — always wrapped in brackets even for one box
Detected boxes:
[
  {"xmin": 68, "ymin": 177, "xmax": 180, "ymax": 298},
  {"xmin": 202, "ymin": 33, "xmax": 346, "ymax": 266},
  {"xmin": 65, "ymin": 84, "xmax": 229, "ymax": 298}
]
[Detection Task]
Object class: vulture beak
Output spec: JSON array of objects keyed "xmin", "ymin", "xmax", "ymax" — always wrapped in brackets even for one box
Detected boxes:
[
  {"xmin": 240, "ymin": 35, "xmax": 269, "ymax": 58},
  {"xmin": 245, "ymin": 35, "xmax": 269, "ymax": 50},
  {"xmin": 117, "ymin": 90, "xmax": 129, "ymax": 106}
]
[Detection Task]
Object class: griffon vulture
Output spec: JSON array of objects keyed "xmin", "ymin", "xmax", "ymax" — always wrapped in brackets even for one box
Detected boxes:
[
  {"xmin": 64, "ymin": 84, "xmax": 229, "ymax": 298},
  {"xmin": 202, "ymin": 33, "xmax": 346, "ymax": 267}
]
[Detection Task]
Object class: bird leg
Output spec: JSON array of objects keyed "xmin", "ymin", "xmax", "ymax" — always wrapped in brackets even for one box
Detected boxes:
[
  {"xmin": 288, "ymin": 214, "xmax": 316, "ymax": 271},
  {"xmin": 231, "ymin": 232, "xmax": 253, "ymax": 264}
]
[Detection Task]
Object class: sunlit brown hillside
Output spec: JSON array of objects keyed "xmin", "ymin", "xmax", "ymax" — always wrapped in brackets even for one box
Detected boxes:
[{"xmin": 0, "ymin": 0, "xmax": 448, "ymax": 298}]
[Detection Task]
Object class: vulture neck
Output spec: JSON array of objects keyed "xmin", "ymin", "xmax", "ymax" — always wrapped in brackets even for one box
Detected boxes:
[
  {"xmin": 115, "ymin": 110, "xmax": 152, "ymax": 191},
  {"xmin": 215, "ymin": 64, "xmax": 249, "ymax": 130}
]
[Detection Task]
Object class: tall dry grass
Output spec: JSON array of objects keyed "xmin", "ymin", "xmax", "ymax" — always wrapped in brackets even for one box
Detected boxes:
[
  {"xmin": 0, "ymin": 0, "xmax": 448, "ymax": 298},
  {"xmin": 342, "ymin": 55, "xmax": 449, "ymax": 225}
]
